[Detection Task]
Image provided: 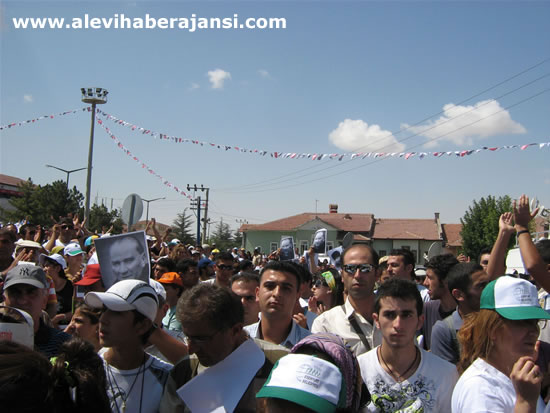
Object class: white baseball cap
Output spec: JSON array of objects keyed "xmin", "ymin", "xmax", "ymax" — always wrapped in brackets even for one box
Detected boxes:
[{"xmin": 85, "ymin": 279, "xmax": 159, "ymax": 322}]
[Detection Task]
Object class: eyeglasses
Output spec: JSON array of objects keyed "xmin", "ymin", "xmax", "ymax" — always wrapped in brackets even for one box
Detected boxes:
[
  {"xmin": 183, "ymin": 329, "xmax": 223, "ymax": 345},
  {"xmin": 61, "ymin": 225, "xmax": 74, "ymax": 230},
  {"xmin": 343, "ymin": 264, "xmax": 374, "ymax": 274},
  {"xmin": 216, "ymin": 264, "xmax": 233, "ymax": 271}
]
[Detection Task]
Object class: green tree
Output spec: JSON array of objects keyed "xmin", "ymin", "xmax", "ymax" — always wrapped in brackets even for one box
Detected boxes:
[
  {"xmin": 233, "ymin": 228, "xmax": 243, "ymax": 247},
  {"xmin": 460, "ymin": 195, "xmax": 514, "ymax": 259},
  {"xmin": 1, "ymin": 179, "xmax": 83, "ymax": 226},
  {"xmin": 210, "ymin": 219, "xmax": 234, "ymax": 251},
  {"xmin": 88, "ymin": 204, "xmax": 124, "ymax": 234},
  {"xmin": 172, "ymin": 209, "xmax": 195, "ymax": 245}
]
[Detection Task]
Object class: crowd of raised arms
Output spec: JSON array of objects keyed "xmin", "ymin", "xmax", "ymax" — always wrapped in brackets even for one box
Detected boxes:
[{"xmin": 1, "ymin": 194, "xmax": 550, "ymax": 413}]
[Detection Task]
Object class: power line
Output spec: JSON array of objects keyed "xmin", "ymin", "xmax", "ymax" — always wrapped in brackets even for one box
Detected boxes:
[
  {"xmin": 224, "ymin": 87, "xmax": 550, "ymax": 194},
  {"xmin": 215, "ymin": 58, "xmax": 550, "ymax": 192}
]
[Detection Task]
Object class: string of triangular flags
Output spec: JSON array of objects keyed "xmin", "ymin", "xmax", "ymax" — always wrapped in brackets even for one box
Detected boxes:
[
  {"xmin": 96, "ymin": 109, "xmax": 550, "ymax": 160},
  {"xmin": 96, "ymin": 117, "xmax": 194, "ymax": 199},
  {"xmin": 0, "ymin": 107, "xmax": 87, "ymax": 131},
  {"xmin": 2, "ymin": 106, "xmax": 549, "ymax": 159}
]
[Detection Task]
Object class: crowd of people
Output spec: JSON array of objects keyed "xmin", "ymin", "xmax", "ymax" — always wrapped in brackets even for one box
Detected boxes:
[{"xmin": 1, "ymin": 194, "xmax": 550, "ymax": 412}]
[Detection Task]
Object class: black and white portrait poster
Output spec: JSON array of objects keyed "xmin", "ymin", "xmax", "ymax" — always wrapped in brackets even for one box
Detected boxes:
[
  {"xmin": 279, "ymin": 236, "xmax": 295, "ymax": 261},
  {"xmin": 94, "ymin": 231, "xmax": 150, "ymax": 289},
  {"xmin": 312, "ymin": 228, "xmax": 327, "ymax": 254}
]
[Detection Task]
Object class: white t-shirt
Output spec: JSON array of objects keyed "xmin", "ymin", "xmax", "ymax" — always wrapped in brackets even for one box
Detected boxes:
[
  {"xmin": 358, "ymin": 346, "xmax": 458, "ymax": 412},
  {"xmin": 452, "ymin": 357, "xmax": 547, "ymax": 413},
  {"xmin": 100, "ymin": 351, "xmax": 172, "ymax": 413}
]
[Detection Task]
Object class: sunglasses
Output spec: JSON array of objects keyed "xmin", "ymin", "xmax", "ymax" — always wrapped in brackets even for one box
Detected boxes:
[
  {"xmin": 61, "ymin": 225, "xmax": 74, "ymax": 230},
  {"xmin": 313, "ymin": 279, "xmax": 329, "ymax": 288},
  {"xmin": 216, "ymin": 264, "xmax": 233, "ymax": 271},
  {"xmin": 343, "ymin": 264, "xmax": 374, "ymax": 274}
]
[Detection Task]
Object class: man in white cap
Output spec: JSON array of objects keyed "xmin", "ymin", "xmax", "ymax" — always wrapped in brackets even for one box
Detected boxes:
[{"xmin": 85, "ymin": 279, "xmax": 172, "ymax": 413}]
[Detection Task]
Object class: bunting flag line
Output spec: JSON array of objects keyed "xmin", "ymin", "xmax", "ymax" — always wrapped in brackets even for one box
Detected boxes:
[
  {"xmin": 0, "ymin": 107, "xmax": 88, "ymax": 131},
  {"xmin": 2, "ymin": 107, "xmax": 549, "ymax": 161},
  {"xmin": 96, "ymin": 116, "xmax": 193, "ymax": 199},
  {"xmin": 96, "ymin": 109, "xmax": 549, "ymax": 162}
]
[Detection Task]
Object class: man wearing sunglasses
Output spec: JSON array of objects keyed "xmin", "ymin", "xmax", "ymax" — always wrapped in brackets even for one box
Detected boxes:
[
  {"xmin": 42, "ymin": 217, "xmax": 76, "ymax": 253},
  {"xmin": 204, "ymin": 251, "xmax": 235, "ymax": 288},
  {"xmin": 311, "ymin": 243, "xmax": 383, "ymax": 356}
]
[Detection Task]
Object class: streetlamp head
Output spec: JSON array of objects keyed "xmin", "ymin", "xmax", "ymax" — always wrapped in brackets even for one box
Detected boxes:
[{"xmin": 81, "ymin": 87, "xmax": 108, "ymax": 104}]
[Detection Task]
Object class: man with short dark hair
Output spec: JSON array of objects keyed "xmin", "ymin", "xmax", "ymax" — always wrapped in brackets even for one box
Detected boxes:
[
  {"xmin": 312, "ymin": 244, "xmax": 383, "ymax": 356},
  {"xmin": 206, "ymin": 251, "xmax": 235, "ymax": 288},
  {"xmin": 231, "ymin": 272, "xmax": 260, "ymax": 326},
  {"xmin": 431, "ymin": 262, "xmax": 490, "ymax": 364},
  {"xmin": 159, "ymin": 283, "xmax": 288, "ymax": 412},
  {"xmin": 3, "ymin": 264, "xmax": 70, "ymax": 356},
  {"xmin": 387, "ymin": 248, "xmax": 430, "ymax": 302},
  {"xmin": 85, "ymin": 279, "xmax": 172, "ymax": 412},
  {"xmin": 154, "ymin": 257, "xmax": 176, "ymax": 280},
  {"xmin": 421, "ymin": 253, "xmax": 459, "ymax": 350},
  {"xmin": 176, "ymin": 258, "xmax": 199, "ymax": 290},
  {"xmin": 244, "ymin": 261, "xmax": 311, "ymax": 348},
  {"xmin": 357, "ymin": 278, "xmax": 457, "ymax": 412}
]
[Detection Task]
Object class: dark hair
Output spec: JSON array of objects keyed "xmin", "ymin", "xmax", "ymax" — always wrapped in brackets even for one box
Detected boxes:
[
  {"xmin": 238, "ymin": 260, "xmax": 254, "ymax": 273},
  {"xmin": 477, "ymin": 247, "xmax": 491, "ymax": 264},
  {"xmin": 216, "ymin": 252, "xmax": 235, "ymax": 263},
  {"xmin": 425, "ymin": 253, "xmax": 459, "ymax": 282},
  {"xmin": 0, "ymin": 341, "xmax": 54, "ymax": 413},
  {"xmin": 341, "ymin": 244, "xmax": 379, "ymax": 269},
  {"xmin": 156, "ymin": 257, "xmax": 176, "ymax": 272},
  {"xmin": 374, "ymin": 278, "xmax": 423, "ymax": 316},
  {"xmin": 288, "ymin": 261, "xmax": 312, "ymax": 285},
  {"xmin": 389, "ymin": 249, "xmax": 415, "ymax": 268},
  {"xmin": 19, "ymin": 224, "xmax": 37, "ymax": 237},
  {"xmin": 50, "ymin": 338, "xmax": 110, "ymax": 413},
  {"xmin": 536, "ymin": 240, "xmax": 550, "ymax": 265},
  {"xmin": 176, "ymin": 258, "xmax": 198, "ymax": 274},
  {"xmin": 260, "ymin": 261, "xmax": 301, "ymax": 291},
  {"xmin": 0, "ymin": 228, "xmax": 16, "ymax": 243},
  {"xmin": 73, "ymin": 302, "xmax": 102, "ymax": 325},
  {"xmin": 131, "ymin": 310, "xmax": 153, "ymax": 344},
  {"xmin": 446, "ymin": 262, "xmax": 483, "ymax": 297},
  {"xmin": 58, "ymin": 217, "xmax": 74, "ymax": 227},
  {"xmin": 231, "ymin": 272, "xmax": 260, "ymax": 286},
  {"xmin": 177, "ymin": 283, "xmax": 244, "ymax": 330},
  {"xmin": 314, "ymin": 268, "xmax": 345, "ymax": 307}
]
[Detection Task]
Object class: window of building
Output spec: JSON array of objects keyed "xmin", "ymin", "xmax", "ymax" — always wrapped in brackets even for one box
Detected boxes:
[
  {"xmin": 270, "ymin": 242, "xmax": 278, "ymax": 252},
  {"xmin": 378, "ymin": 250, "xmax": 387, "ymax": 257},
  {"xmin": 300, "ymin": 241, "xmax": 309, "ymax": 255}
]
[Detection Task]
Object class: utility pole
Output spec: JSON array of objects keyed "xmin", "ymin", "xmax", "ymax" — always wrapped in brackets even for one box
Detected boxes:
[{"xmin": 187, "ymin": 184, "xmax": 210, "ymax": 244}]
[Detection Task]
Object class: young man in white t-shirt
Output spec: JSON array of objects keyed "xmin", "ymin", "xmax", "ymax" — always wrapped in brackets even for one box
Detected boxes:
[
  {"xmin": 85, "ymin": 279, "xmax": 172, "ymax": 413},
  {"xmin": 358, "ymin": 277, "xmax": 458, "ymax": 412}
]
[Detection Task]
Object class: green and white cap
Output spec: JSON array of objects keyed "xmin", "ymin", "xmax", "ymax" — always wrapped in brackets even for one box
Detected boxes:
[
  {"xmin": 481, "ymin": 275, "xmax": 550, "ymax": 320},
  {"xmin": 256, "ymin": 354, "xmax": 345, "ymax": 413}
]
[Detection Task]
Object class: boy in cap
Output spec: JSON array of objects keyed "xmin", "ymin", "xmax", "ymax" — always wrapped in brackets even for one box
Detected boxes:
[
  {"xmin": 157, "ymin": 272, "xmax": 184, "ymax": 332},
  {"xmin": 85, "ymin": 279, "xmax": 172, "ymax": 413}
]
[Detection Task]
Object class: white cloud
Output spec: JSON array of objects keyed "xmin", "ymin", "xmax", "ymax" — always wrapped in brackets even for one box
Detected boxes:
[
  {"xmin": 258, "ymin": 69, "xmax": 271, "ymax": 79},
  {"xmin": 329, "ymin": 119, "xmax": 405, "ymax": 153},
  {"xmin": 23, "ymin": 94, "xmax": 33, "ymax": 103},
  {"xmin": 402, "ymin": 99, "xmax": 526, "ymax": 148},
  {"xmin": 189, "ymin": 82, "xmax": 200, "ymax": 91},
  {"xmin": 207, "ymin": 69, "xmax": 231, "ymax": 89}
]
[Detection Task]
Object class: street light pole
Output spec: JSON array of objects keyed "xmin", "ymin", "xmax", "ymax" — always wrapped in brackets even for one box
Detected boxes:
[
  {"xmin": 142, "ymin": 197, "xmax": 166, "ymax": 225},
  {"xmin": 81, "ymin": 87, "xmax": 108, "ymax": 223},
  {"xmin": 45, "ymin": 165, "xmax": 87, "ymax": 190}
]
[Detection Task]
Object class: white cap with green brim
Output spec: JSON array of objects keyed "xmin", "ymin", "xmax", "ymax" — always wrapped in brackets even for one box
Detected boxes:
[
  {"xmin": 256, "ymin": 354, "xmax": 345, "ymax": 413},
  {"xmin": 480, "ymin": 275, "xmax": 550, "ymax": 320}
]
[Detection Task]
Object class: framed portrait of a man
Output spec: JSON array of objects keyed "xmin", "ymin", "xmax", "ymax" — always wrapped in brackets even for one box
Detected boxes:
[
  {"xmin": 94, "ymin": 231, "xmax": 150, "ymax": 289},
  {"xmin": 279, "ymin": 236, "xmax": 295, "ymax": 261},
  {"xmin": 312, "ymin": 228, "xmax": 327, "ymax": 254}
]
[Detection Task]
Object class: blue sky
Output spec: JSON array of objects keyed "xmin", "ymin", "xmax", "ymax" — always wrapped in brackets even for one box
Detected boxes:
[{"xmin": 1, "ymin": 1, "xmax": 549, "ymax": 234}]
